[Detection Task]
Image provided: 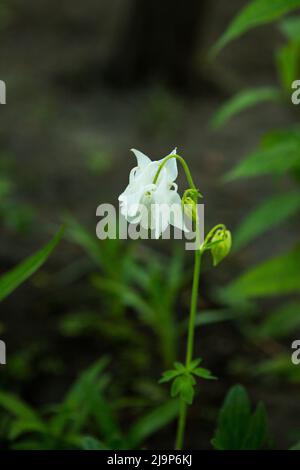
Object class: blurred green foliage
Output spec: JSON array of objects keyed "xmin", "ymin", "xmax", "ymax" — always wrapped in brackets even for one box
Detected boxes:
[
  {"xmin": 0, "ymin": 153, "xmax": 36, "ymax": 234},
  {"xmin": 212, "ymin": 6, "xmax": 300, "ymax": 389},
  {"xmin": 211, "ymin": 0, "xmax": 300, "ymax": 57},
  {"xmin": 0, "ymin": 228, "xmax": 64, "ymax": 303},
  {"xmin": 212, "ymin": 385, "xmax": 271, "ymax": 450},
  {"xmin": 1, "ymin": 0, "xmax": 300, "ymax": 451},
  {"xmin": 64, "ymin": 215, "xmax": 185, "ymax": 368}
]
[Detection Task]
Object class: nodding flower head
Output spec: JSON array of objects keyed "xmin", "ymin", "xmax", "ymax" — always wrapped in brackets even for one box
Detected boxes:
[{"xmin": 118, "ymin": 148, "xmax": 187, "ymax": 238}]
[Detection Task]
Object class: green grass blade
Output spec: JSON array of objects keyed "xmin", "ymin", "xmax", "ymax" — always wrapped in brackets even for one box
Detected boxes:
[
  {"xmin": 221, "ymin": 246, "xmax": 300, "ymax": 301},
  {"xmin": 0, "ymin": 227, "xmax": 64, "ymax": 302},
  {"xmin": 254, "ymin": 301, "xmax": 300, "ymax": 338},
  {"xmin": 211, "ymin": 87, "xmax": 281, "ymax": 129},
  {"xmin": 234, "ymin": 191, "xmax": 300, "ymax": 250},
  {"xmin": 224, "ymin": 140, "xmax": 300, "ymax": 181},
  {"xmin": 127, "ymin": 400, "xmax": 179, "ymax": 448}
]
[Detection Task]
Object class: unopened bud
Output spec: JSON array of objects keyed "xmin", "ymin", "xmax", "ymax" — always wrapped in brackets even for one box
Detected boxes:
[
  {"xmin": 211, "ymin": 229, "xmax": 232, "ymax": 266},
  {"xmin": 182, "ymin": 189, "xmax": 201, "ymax": 222}
]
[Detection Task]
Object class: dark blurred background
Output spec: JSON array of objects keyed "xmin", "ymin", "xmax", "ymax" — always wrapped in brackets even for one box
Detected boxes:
[{"xmin": 0, "ymin": 0, "xmax": 299, "ymax": 450}]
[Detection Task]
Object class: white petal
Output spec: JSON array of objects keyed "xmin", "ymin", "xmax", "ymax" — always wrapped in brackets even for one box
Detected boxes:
[
  {"xmin": 131, "ymin": 149, "xmax": 151, "ymax": 169},
  {"xmin": 157, "ymin": 148, "xmax": 178, "ymax": 182},
  {"xmin": 152, "ymin": 205, "xmax": 170, "ymax": 239},
  {"xmin": 166, "ymin": 191, "xmax": 188, "ymax": 232},
  {"xmin": 119, "ymin": 187, "xmax": 144, "ymax": 218},
  {"xmin": 153, "ymin": 169, "xmax": 173, "ymax": 201},
  {"xmin": 129, "ymin": 166, "xmax": 138, "ymax": 183},
  {"xmin": 119, "ymin": 162, "xmax": 156, "ymax": 204}
]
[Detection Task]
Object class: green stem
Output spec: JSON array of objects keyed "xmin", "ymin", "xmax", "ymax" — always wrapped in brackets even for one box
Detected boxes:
[
  {"xmin": 185, "ymin": 249, "xmax": 202, "ymax": 366},
  {"xmin": 175, "ymin": 399, "xmax": 187, "ymax": 450},
  {"xmin": 153, "ymin": 154, "xmax": 197, "ymax": 190},
  {"xmin": 175, "ymin": 227, "xmax": 202, "ymax": 450},
  {"xmin": 154, "ymin": 153, "xmax": 201, "ymax": 450}
]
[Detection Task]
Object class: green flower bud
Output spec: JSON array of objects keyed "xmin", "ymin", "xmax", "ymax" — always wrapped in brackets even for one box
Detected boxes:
[
  {"xmin": 182, "ymin": 189, "xmax": 202, "ymax": 222},
  {"xmin": 211, "ymin": 229, "xmax": 232, "ymax": 266}
]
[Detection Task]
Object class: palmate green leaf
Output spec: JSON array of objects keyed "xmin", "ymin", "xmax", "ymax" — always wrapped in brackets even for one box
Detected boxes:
[
  {"xmin": 224, "ymin": 140, "xmax": 300, "ymax": 182},
  {"xmin": 221, "ymin": 246, "xmax": 300, "ymax": 301},
  {"xmin": 211, "ymin": 0, "xmax": 300, "ymax": 56},
  {"xmin": 127, "ymin": 400, "xmax": 179, "ymax": 448},
  {"xmin": 212, "ymin": 385, "xmax": 269, "ymax": 450},
  {"xmin": 193, "ymin": 367, "xmax": 217, "ymax": 380},
  {"xmin": 234, "ymin": 191, "xmax": 300, "ymax": 250},
  {"xmin": 171, "ymin": 374, "xmax": 196, "ymax": 405},
  {"xmin": 255, "ymin": 302, "xmax": 300, "ymax": 338},
  {"xmin": 0, "ymin": 227, "xmax": 63, "ymax": 302},
  {"xmin": 189, "ymin": 358, "xmax": 202, "ymax": 370},
  {"xmin": 159, "ymin": 369, "xmax": 181, "ymax": 384},
  {"xmin": 211, "ymin": 87, "xmax": 281, "ymax": 129}
]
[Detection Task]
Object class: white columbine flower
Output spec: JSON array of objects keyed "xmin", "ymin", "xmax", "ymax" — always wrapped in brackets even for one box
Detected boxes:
[{"xmin": 119, "ymin": 148, "xmax": 187, "ymax": 238}]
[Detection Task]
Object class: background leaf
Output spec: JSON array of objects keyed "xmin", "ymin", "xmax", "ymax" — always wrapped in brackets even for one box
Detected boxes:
[
  {"xmin": 234, "ymin": 191, "xmax": 300, "ymax": 250},
  {"xmin": 0, "ymin": 227, "xmax": 63, "ymax": 302},
  {"xmin": 221, "ymin": 246, "xmax": 300, "ymax": 301},
  {"xmin": 254, "ymin": 302, "xmax": 300, "ymax": 338},
  {"xmin": 224, "ymin": 140, "xmax": 300, "ymax": 181},
  {"xmin": 0, "ymin": 391, "xmax": 42, "ymax": 422},
  {"xmin": 276, "ymin": 42, "xmax": 300, "ymax": 92},
  {"xmin": 127, "ymin": 400, "xmax": 179, "ymax": 448},
  {"xmin": 212, "ymin": 0, "xmax": 300, "ymax": 56},
  {"xmin": 254, "ymin": 354, "xmax": 300, "ymax": 383},
  {"xmin": 211, "ymin": 87, "xmax": 281, "ymax": 129},
  {"xmin": 212, "ymin": 385, "xmax": 269, "ymax": 450},
  {"xmin": 280, "ymin": 15, "xmax": 300, "ymax": 40}
]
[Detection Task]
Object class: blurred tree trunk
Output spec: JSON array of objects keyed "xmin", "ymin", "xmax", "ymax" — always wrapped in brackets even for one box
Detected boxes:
[{"xmin": 105, "ymin": 0, "xmax": 207, "ymax": 91}]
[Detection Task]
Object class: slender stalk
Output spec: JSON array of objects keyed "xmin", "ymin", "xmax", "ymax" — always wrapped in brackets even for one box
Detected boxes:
[
  {"xmin": 185, "ymin": 248, "xmax": 202, "ymax": 366},
  {"xmin": 153, "ymin": 153, "xmax": 202, "ymax": 450},
  {"xmin": 175, "ymin": 398, "xmax": 187, "ymax": 450},
  {"xmin": 175, "ymin": 247, "xmax": 202, "ymax": 450},
  {"xmin": 153, "ymin": 154, "xmax": 197, "ymax": 190}
]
